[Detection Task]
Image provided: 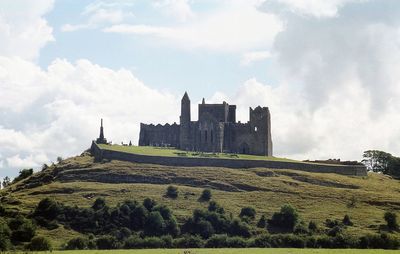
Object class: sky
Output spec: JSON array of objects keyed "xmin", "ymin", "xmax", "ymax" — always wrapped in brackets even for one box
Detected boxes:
[{"xmin": 1, "ymin": 0, "xmax": 400, "ymax": 179}]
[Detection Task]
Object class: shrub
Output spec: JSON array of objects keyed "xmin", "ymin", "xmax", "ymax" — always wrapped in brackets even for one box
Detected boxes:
[
  {"xmin": 166, "ymin": 185, "xmax": 178, "ymax": 198},
  {"xmin": 205, "ymin": 234, "xmax": 228, "ymax": 248},
  {"xmin": 12, "ymin": 168, "xmax": 33, "ymax": 183},
  {"xmin": 65, "ymin": 237, "xmax": 90, "ymax": 250},
  {"xmin": 359, "ymin": 233, "xmax": 400, "ymax": 249},
  {"xmin": 92, "ymin": 198, "xmax": 106, "ymax": 211},
  {"xmin": 226, "ymin": 236, "xmax": 248, "ymax": 247},
  {"xmin": 308, "ymin": 221, "xmax": 318, "ymax": 232},
  {"xmin": 239, "ymin": 207, "xmax": 256, "ymax": 220},
  {"xmin": 342, "ymin": 214, "xmax": 353, "ymax": 226},
  {"xmin": 325, "ymin": 218, "xmax": 340, "ymax": 228},
  {"xmin": 96, "ymin": 235, "xmax": 119, "ymax": 249},
  {"xmin": 123, "ymin": 235, "xmax": 143, "ymax": 249},
  {"xmin": 294, "ymin": 223, "xmax": 308, "ymax": 235},
  {"xmin": 327, "ymin": 225, "xmax": 343, "ymax": 237},
  {"xmin": 253, "ymin": 234, "xmax": 271, "ymax": 247},
  {"xmin": 34, "ymin": 198, "xmax": 62, "ymax": 220},
  {"xmin": 142, "ymin": 236, "xmax": 166, "ymax": 248},
  {"xmin": 199, "ymin": 189, "xmax": 212, "ymax": 201},
  {"xmin": 173, "ymin": 235, "xmax": 205, "ymax": 248},
  {"xmin": 257, "ymin": 215, "xmax": 267, "ymax": 228},
  {"xmin": 229, "ymin": 218, "xmax": 251, "ymax": 238},
  {"xmin": 9, "ymin": 216, "xmax": 36, "ymax": 242},
  {"xmin": 0, "ymin": 219, "xmax": 11, "ymax": 251},
  {"xmin": 269, "ymin": 204, "xmax": 299, "ymax": 231},
  {"xmin": 144, "ymin": 211, "xmax": 166, "ymax": 236},
  {"xmin": 143, "ymin": 198, "xmax": 157, "ymax": 211},
  {"xmin": 384, "ymin": 211, "xmax": 398, "ymax": 231},
  {"xmin": 27, "ymin": 236, "xmax": 52, "ymax": 251},
  {"xmin": 208, "ymin": 201, "xmax": 225, "ymax": 214}
]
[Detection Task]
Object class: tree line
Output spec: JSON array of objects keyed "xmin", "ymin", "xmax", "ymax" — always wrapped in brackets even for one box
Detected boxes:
[{"xmin": 0, "ymin": 186, "xmax": 399, "ymax": 251}]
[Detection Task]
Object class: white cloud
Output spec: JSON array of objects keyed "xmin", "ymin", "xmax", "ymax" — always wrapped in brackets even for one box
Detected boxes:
[
  {"xmin": 0, "ymin": 0, "xmax": 54, "ymax": 60},
  {"xmin": 104, "ymin": 2, "xmax": 283, "ymax": 52},
  {"xmin": 0, "ymin": 57, "xmax": 178, "ymax": 178},
  {"xmin": 62, "ymin": 1, "xmax": 134, "ymax": 32},
  {"xmin": 263, "ymin": 0, "xmax": 364, "ymax": 18},
  {"xmin": 241, "ymin": 50, "xmax": 271, "ymax": 65},
  {"xmin": 153, "ymin": 0, "xmax": 195, "ymax": 22}
]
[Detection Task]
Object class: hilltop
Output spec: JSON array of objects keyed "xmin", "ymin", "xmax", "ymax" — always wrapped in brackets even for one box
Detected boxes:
[{"xmin": 0, "ymin": 151, "xmax": 399, "ymax": 248}]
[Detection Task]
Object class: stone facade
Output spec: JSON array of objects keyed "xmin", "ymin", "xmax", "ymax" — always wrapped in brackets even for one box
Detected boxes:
[{"xmin": 139, "ymin": 92, "xmax": 273, "ymax": 156}]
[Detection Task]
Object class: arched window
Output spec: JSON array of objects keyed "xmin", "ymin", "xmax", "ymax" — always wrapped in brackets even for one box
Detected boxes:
[{"xmin": 254, "ymin": 126, "xmax": 258, "ymax": 132}]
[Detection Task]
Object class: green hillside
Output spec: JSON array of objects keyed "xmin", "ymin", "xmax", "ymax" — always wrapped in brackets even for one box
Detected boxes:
[
  {"xmin": 0, "ymin": 152, "xmax": 399, "ymax": 249},
  {"xmin": 97, "ymin": 144, "xmax": 299, "ymax": 162}
]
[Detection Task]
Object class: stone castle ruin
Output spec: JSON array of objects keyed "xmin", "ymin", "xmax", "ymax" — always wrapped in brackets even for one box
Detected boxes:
[{"xmin": 139, "ymin": 92, "xmax": 273, "ymax": 156}]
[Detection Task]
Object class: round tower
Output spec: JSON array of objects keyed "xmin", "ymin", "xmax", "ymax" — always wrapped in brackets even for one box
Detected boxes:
[{"xmin": 179, "ymin": 92, "xmax": 191, "ymax": 150}]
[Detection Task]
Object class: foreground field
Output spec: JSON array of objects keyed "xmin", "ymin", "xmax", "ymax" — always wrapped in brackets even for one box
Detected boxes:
[
  {"xmin": 13, "ymin": 249, "xmax": 400, "ymax": 254},
  {"xmin": 1, "ymin": 154, "xmax": 399, "ymax": 249}
]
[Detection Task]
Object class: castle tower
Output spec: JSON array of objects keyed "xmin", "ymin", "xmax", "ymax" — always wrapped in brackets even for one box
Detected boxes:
[
  {"xmin": 249, "ymin": 107, "xmax": 273, "ymax": 156},
  {"xmin": 96, "ymin": 118, "xmax": 108, "ymax": 144},
  {"xmin": 180, "ymin": 92, "xmax": 191, "ymax": 150}
]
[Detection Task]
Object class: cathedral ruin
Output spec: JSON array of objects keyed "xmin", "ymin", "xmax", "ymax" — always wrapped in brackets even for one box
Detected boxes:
[{"xmin": 139, "ymin": 92, "xmax": 273, "ymax": 156}]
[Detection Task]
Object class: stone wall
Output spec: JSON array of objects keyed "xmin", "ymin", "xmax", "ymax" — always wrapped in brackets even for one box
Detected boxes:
[{"xmin": 91, "ymin": 142, "xmax": 367, "ymax": 176}]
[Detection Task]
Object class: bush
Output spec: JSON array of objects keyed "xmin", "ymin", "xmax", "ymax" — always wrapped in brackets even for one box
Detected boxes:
[
  {"xmin": 9, "ymin": 216, "xmax": 36, "ymax": 242},
  {"xmin": 327, "ymin": 225, "xmax": 343, "ymax": 237},
  {"xmin": 208, "ymin": 201, "xmax": 225, "ymax": 214},
  {"xmin": 342, "ymin": 214, "xmax": 353, "ymax": 226},
  {"xmin": 144, "ymin": 211, "xmax": 166, "ymax": 236},
  {"xmin": 239, "ymin": 207, "xmax": 256, "ymax": 220},
  {"xmin": 294, "ymin": 223, "xmax": 308, "ymax": 235},
  {"xmin": 96, "ymin": 235, "xmax": 119, "ymax": 249},
  {"xmin": 253, "ymin": 234, "xmax": 271, "ymax": 247},
  {"xmin": 27, "ymin": 236, "xmax": 52, "ymax": 251},
  {"xmin": 0, "ymin": 219, "xmax": 11, "ymax": 251},
  {"xmin": 92, "ymin": 198, "xmax": 106, "ymax": 211},
  {"xmin": 205, "ymin": 234, "xmax": 228, "ymax": 248},
  {"xmin": 384, "ymin": 211, "xmax": 398, "ymax": 231},
  {"xmin": 269, "ymin": 204, "xmax": 299, "ymax": 231},
  {"xmin": 12, "ymin": 168, "xmax": 33, "ymax": 183},
  {"xmin": 173, "ymin": 235, "xmax": 205, "ymax": 248},
  {"xmin": 226, "ymin": 236, "xmax": 248, "ymax": 247},
  {"xmin": 65, "ymin": 237, "xmax": 90, "ymax": 250},
  {"xmin": 34, "ymin": 198, "xmax": 62, "ymax": 220},
  {"xmin": 359, "ymin": 233, "xmax": 400, "ymax": 249},
  {"xmin": 257, "ymin": 215, "xmax": 267, "ymax": 228},
  {"xmin": 142, "ymin": 236, "xmax": 166, "ymax": 248},
  {"xmin": 229, "ymin": 219, "xmax": 251, "ymax": 238},
  {"xmin": 199, "ymin": 189, "xmax": 212, "ymax": 201},
  {"xmin": 166, "ymin": 185, "xmax": 178, "ymax": 198},
  {"xmin": 143, "ymin": 198, "xmax": 157, "ymax": 211},
  {"xmin": 308, "ymin": 221, "xmax": 318, "ymax": 232}
]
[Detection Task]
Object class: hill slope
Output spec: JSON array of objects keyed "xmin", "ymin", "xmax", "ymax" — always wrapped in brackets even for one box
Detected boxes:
[{"xmin": 1, "ymin": 152, "xmax": 399, "ymax": 247}]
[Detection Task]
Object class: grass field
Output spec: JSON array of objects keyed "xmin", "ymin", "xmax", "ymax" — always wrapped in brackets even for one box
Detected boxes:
[
  {"xmin": 1, "ymin": 154, "xmax": 399, "ymax": 249},
  {"xmin": 97, "ymin": 143, "xmax": 307, "ymax": 163},
  {"xmin": 9, "ymin": 249, "xmax": 400, "ymax": 254}
]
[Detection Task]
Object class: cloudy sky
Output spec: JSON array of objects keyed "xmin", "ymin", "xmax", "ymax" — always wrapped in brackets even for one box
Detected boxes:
[{"xmin": 1, "ymin": 0, "xmax": 400, "ymax": 179}]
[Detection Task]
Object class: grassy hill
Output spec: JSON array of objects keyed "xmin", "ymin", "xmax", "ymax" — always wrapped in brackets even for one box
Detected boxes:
[{"xmin": 0, "ymin": 152, "xmax": 399, "ymax": 248}]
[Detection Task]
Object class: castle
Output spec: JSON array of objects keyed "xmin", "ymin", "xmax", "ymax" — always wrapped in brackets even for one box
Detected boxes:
[{"xmin": 139, "ymin": 92, "xmax": 273, "ymax": 156}]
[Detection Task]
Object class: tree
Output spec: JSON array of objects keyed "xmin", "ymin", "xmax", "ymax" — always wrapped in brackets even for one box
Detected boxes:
[
  {"xmin": 343, "ymin": 215, "xmax": 353, "ymax": 226},
  {"xmin": 144, "ymin": 211, "xmax": 166, "ymax": 236},
  {"xmin": 57, "ymin": 156, "xmax": 63, "ymax": 163},
  {"xmin": 362, "ymin": 150, "xmax": 399, "ymax": 175},
  {"xmin": 257, "ymin": 215, "xmax": 267, "ymax": 228},
  {"xmin": 269, "ymin": 204, "xmax": 300, "ymax": 231},
  {"xmin": 166, "ymin": 185, "xmax": 178, "ymax": 198},
  {"xmin": 2, "ymin": 176, "xmax": 11, "ymax": 188},
  {"xmin": 143, "ymin": 198, "xmax": 156, "ymax": 211},
  {"xmin": 199, "ymin": 189, "xmax": 212, "ymax": 201},
  {"xmin": 12, "ymin": 168, "xmax": 33, "ymax": 183},
  {"xmin": 28, "ymin": 236, "xmax": 52, "ymax": 251},
  {"xmin": 384, "ymin": 212, "xmax": 398, "ymax": 231},
  {"xmin": 239, "ymin": 207, "xmax": 256, "ymax": 220},
  {"xmin": 96, "ymin": 235, "xmax": 119, "ymax": 249},
  {"xmin": 92, "ymin": 198, "xmax": 106, "ymax": 211},
  {"xmin": 308, "ymin": 221, "xmax": 318, "ymax": 232},
  {"xmin": 0, "ymin": 219, "xmax": 11, "ymax": 251}
]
